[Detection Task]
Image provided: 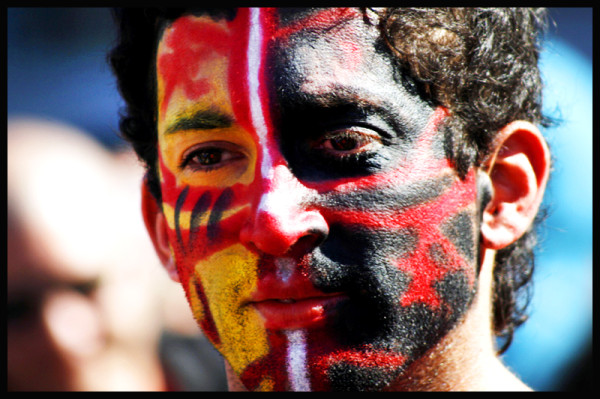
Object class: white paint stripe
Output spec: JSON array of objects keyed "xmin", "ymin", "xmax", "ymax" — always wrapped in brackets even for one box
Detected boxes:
[
  {"xmin": 286, "ymin": 329, "xmax": 311, "ymax": 391},
  {"xmin": 275, "ymin": 257, "xmax": 295, "ymax": 283},
  {"xmin": 247, "ymin": 7, "xmax": 273, "ymax": 180}
]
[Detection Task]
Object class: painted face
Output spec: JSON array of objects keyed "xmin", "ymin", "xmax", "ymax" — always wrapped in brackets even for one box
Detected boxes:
[{"xmin": 156, "ymin": 8, "xmax": 480, "ymax": 391}]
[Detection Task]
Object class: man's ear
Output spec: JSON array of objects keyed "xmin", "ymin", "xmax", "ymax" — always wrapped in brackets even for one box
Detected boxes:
[
  {"xmin": 141, "ymin": 179, "xmax": 180, "ymax": 282},
  {"xmin": 480, "ymin": 121, "xmax": 550, "ymax": 250}
]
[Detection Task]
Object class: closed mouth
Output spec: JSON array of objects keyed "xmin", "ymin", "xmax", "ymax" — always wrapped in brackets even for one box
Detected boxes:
[
  {"xmin": 247, "ymin": 256, "xmax": 347, "ymax": 330},
  {"xmin": 251, "ymin": 294, "xmax": 347, "ymax": 330}
]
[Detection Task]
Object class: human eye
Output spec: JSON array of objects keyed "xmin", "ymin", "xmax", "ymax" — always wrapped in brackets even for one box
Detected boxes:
[
  {"xmin": 312, "ymin": 127, "xmax": 383, "ymax": 160},
  {"xmin": 180, "ymin": 141, "xmax": 246, "ymax": 172}
]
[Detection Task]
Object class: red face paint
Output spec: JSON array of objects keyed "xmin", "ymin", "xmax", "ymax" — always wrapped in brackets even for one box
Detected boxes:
[
  {"xmin": 155, "ymin": 8, "xmax": 480, "ymax": 391},
  {"xmin": 158, "ymin": 17, "xmax": 228, "ymax": 114}
]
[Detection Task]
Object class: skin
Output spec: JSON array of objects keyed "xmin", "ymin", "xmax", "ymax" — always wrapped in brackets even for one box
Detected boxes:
[
  {"xmin": 148, "ymin": 7, "xmax": 550, "ymax": 391},
  {"xmin": 7, "ymin": 120, "xmax": 181, "ymax": 391}
]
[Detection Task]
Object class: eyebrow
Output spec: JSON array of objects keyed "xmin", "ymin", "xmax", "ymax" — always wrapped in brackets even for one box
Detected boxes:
[
  {"xmin": 165, "ymin": 108, "xmax": 233, "ymax": 134},
  {"xmin": 293, "ymin": 83, "xmax": 432, "ymax": 138},
  {"xmin": 281, "ymin": 86, "xmax": 408, "ymax": 137}
]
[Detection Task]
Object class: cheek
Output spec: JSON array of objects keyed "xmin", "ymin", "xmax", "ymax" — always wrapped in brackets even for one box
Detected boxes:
[
  {"xmin": 186, "ymin": 245, "xmax": 271, "ymax": 377},
  {"xmin": 158, "ymin": 152, "xmax": 272, "ymax": 373},
  {"xmin": 314, "ymin": 108, "xmax": 479, "ymax": 322},
  {"xmin": 301, "ymin": 149, "xmax": 479, "ymax": 391},
  {"xmin": 321, "ymin": 162, "xmax": 479, "ymax": 305},
  {"xmin": 391, "ymin": 174, "xmax": 478, "ymax": 310}
]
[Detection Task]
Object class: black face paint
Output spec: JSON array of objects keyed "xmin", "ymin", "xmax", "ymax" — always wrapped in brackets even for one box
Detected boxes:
[
  {"xmin": 189, "ymin": 191, "xmax": 212, "ymax": 250},
  {"xmin": 174, "ymin": 185, "xmax": 190, "ymax": 248},
  {"xmin": 157, "ymin": 8, "xmax": 485, "ymax": 391},
  {"xmin": 207, "ymin": 188, "xmax": 234, "ymax": 242}
]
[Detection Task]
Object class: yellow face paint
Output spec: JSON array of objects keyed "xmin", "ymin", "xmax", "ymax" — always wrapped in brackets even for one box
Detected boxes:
[
  {"xmin": 159, "ymin": 126, "xmax": 257, "ymax": 189},
  {"xmin": 193, "ymin": 244, "xmax": 268, "ymax": 375},
  {"xmin": 162, "ymin": 202, "xmax": 250, "ymax": 231},
  {"xmin": 155, "ymin": 14, "xmax": 272, "ymax": 388}
]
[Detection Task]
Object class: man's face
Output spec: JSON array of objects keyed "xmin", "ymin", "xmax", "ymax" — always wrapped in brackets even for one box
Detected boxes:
[{"xmin": 155, "ymin": 8, "xmax": 480, "ymax": 391}]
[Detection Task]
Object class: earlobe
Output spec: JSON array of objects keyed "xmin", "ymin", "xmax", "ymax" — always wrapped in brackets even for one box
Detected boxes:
[
  {"xmin": 480, "ymin": 121, "xmax": 550, "ymax": 250},
  {"xmin": 141, "ymin": 178, "xmax": 180, "ymax": 282}
]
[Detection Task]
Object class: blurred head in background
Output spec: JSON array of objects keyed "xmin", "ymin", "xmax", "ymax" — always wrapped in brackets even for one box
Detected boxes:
[{"xmin": 7, "ymin": 118, "xmax": 195, "ymax": 391}]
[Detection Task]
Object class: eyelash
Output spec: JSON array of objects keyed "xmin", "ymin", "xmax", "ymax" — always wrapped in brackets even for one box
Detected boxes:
[
  {"xmin": 178, "ymin": 126, "xmax": 384, "ymax": 172},
  {"xmin": 180, "ymin": 142, "xmax": 246, "ymax": 172},
  {"xmin": 311, "ymin": 127, "xmax": 383, "ymax": 160}
]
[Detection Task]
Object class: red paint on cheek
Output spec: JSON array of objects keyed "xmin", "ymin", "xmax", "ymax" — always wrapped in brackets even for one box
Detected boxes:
[
  {"xmin": 395, "ymin": 204, "xmax": 474, "ymax": 309},
  {"xmin": 325, "ymin": 169, "xmax": 476, "ymax": 231},
  {"xmin": 157, "ymin": 151, "xmax": 180, "ymax": 211},
  {"xmin": 157, "ymin": 151, "xmax": 249, "ymax": 259},
  {"xmin": 316, "ymin": 106, "xmax": 477, "ymax": 311},
  {"xmin": 324, "ymin": 168, "xmax": 478, "ymax": 311}
]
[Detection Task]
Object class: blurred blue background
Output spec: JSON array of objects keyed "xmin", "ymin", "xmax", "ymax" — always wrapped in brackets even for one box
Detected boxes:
[{"xmin": 7, "ymin": 8, "xmax": 593, "ymax": 391}]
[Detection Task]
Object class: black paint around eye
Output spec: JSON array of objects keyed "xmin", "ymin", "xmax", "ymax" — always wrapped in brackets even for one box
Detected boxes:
[
  {"xmin": 279, "ymin": 105, "xmax": 402, "ymax": 181},
  {"xmin": 284, "ymin": 137, "xmax": 383, "ymax": 181},
  {"xmin": 329, "ymin": 135, "xmax": 359, "ymax": 151}
]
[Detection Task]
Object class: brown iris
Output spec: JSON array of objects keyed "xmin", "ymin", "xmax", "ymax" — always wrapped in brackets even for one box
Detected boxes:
[
  {"xmin": 194, "ymin": 148, "xmax": 223, "ymax": 166},
  {"xmin": 330, "ymin": 136, "xmax": 359, "ymax": 151}
]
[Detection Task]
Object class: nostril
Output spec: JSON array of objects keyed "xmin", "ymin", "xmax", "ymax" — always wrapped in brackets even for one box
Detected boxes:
[
  {"xmin": 239, "ymin": 209, "xmax": 329, "ymax": 257},
  {"xmin": 287, "ymin": 229, "xmax": 328, "ymax": 257},
  {"xmin": 307, "ymin": 228, "xmax": 328, "ymax": 247}
]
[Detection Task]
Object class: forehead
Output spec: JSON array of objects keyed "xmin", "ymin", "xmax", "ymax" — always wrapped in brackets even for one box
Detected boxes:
[
  {"xmin": 159, "ymin": 8, "xmax": 373, "ymax": 46},
  {"xmin": 270, "ymin": 9, "xmax": 384, "ymax": 79},
  {"xmin": 156, "ymin": 8, "xmax": 431, "ymax": 134},
  {"xmin": 159, "ymin": 8, "xmax": 387, "ymax": 77},
  {"xmin": 156, "ymin": 8, "xmax": 382, "ymax": 90}
]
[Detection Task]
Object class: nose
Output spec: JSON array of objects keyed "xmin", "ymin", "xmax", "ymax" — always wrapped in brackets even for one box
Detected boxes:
[{"xmin": 240, "ymin": 164, "xmax": 328, "ymax": 256}]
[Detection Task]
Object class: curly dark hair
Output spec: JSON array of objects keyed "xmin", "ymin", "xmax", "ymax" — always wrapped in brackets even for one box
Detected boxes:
[
  {"xmin": 377, "ymin": 7, "xmax": 551, "ymax": 354},
  {"xmin": 108, "ymin": 7, "xmax": 550, "ymax": 354}
]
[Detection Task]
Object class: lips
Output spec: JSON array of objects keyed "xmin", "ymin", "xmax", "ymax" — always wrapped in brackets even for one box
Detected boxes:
[
  {"xmin": 253, "ymin": 295, "xmax": 346, "ymax": 330},
  {"xmin": 248, "ymin": 257, "xmax": 347, "ymax": 330}
]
